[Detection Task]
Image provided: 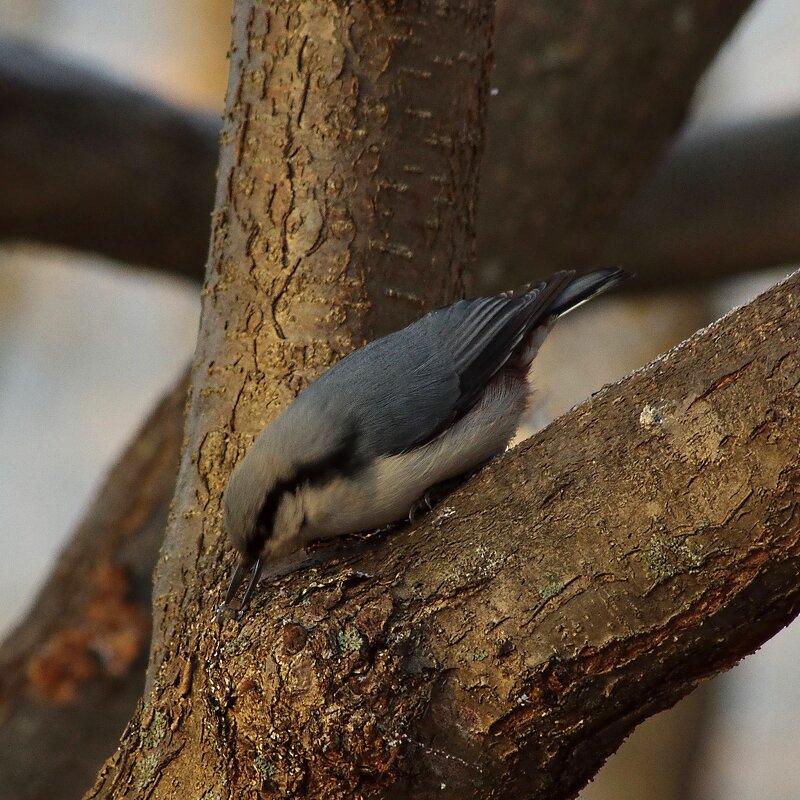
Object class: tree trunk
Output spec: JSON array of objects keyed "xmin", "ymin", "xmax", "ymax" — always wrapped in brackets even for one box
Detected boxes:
[
  {"xmin": 88, "ymin": 1, "xmax": 495, "ymax": 797},
  {"xmin": 83, "ymin": 0, "xmax": 800, "ymax": 797},
  {"xmin": 477, "ymin": 0, "xmax": 754, "ymax": 291}
]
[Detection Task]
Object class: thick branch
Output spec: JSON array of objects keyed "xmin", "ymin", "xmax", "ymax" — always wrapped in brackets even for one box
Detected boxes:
[
  {"xmin": 92, "ymin": 269, "xmax": 800, "ymax": 799},
  {"xmin": 0, "ymin": 375, "xmax": 187, "ymax": 800},
  {"xmin": 3, "ymin": 3, "xmax": 792, "ymax": 796},
  {"xmin": 0, "ymin": 38, "xmax": 218, "ymax": 277}
]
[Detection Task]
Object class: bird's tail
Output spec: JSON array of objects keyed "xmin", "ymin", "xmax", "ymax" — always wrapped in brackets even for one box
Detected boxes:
[{"xmin": 546, "ymin": 267, "xmax": 630, "ymax": 317}]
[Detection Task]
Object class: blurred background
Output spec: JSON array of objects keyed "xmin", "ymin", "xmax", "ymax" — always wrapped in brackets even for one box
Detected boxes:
[{"xmin": 0, "ymin": 1, "xmax": 798, "ymax": 798}]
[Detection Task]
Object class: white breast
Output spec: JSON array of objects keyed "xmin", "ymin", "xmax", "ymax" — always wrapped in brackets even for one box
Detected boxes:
[{"xmin": 298, "ymin": 373, "xmax": 529, "ymax": 542}]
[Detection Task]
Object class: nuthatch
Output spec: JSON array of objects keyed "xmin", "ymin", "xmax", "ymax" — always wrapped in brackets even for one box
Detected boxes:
[{"xmin": 217, "ymin": 268, "xmax": 628, "ymax": 621}]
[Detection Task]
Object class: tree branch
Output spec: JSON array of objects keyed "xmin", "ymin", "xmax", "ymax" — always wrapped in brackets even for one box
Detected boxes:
[
  {"xmin": 0, "ymin": 375, "xmax": 187, "ymax": 800},
  {"xmin": 3, "ymin": 0, "xmax": 792, "ymax": 792},
  {"xmin": 7, "ymin": 3, "xmax": 793, "ymax": 294},
  {"xmin": 84, "ymin": 0, "xmax": 800, "ymax": 790},
  {"xmin": 0, "ymin": 38, "xmax": 218, "ymax": 277},
  {"xmin": 604, "ymin": 113, "xmax": 800, "ymax": 288},
  {"xmin": 94, "ymin": 267, "xmax": 800, "ymax": 798}
]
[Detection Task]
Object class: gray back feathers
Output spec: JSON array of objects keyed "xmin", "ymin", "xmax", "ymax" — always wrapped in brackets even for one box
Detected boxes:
[
  {"xmin": 224, "ymin": 267, "xmax": 628, "ymax": 556},
  {"xmin": 259, "ymin": 267, "xmax": 627, "ymax": 462}
]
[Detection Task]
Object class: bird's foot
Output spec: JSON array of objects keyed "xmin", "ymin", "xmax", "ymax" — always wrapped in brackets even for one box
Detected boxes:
[
  {"xmin": 408, "ymin": 491, "xmax": 435, "ymax": 523},
  {"xmin": 407, "ymin": 474, "xmax": 471, "ymax": 523}
]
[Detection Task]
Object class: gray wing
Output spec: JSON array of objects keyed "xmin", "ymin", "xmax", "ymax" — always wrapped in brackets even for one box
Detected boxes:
[
  {"xmin": 293, "ymin": 271, "xmax": 575, "ymax": 459},
  {"xmin": 433, "ymin": 270, "xmax": 575, "ymax": 418}
]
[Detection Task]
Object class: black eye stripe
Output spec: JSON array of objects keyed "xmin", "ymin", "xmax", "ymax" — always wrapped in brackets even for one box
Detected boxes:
[
  {"xmin": 247, "ymin": 425, "xmax": 362, "ymax": 558},
  {"xmin": 248, "ymin": 490, "xmax": 284, "ymax": 559}
]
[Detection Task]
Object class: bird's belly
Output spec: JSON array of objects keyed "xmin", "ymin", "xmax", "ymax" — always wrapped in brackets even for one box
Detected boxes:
[
  {"xmin": 300, "ymin": 373, "xmax": 527, "ymax": 542},
  {"xmin": 300, "ymin": 469, "xmax": 426, "ymax": 541}
]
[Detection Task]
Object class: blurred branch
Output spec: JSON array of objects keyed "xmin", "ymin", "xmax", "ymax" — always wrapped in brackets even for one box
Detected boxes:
[
  {"xmin": 604, "ymin": 113, "xmax": 800, "ymax": 286},
  {"xmin": 477, "ymin": 0, "xmax": 755, "ymax": 291},
  {"xmin": 0, "ymin": 374, "xmax": 187, "ymax": 800},
  {"xmin": 6, "ymin": 11, "xmax": 800, "ymax": 294},
  {"xmin": 0, "ymin": 38, "xmax": 218, "ymax": 278}
]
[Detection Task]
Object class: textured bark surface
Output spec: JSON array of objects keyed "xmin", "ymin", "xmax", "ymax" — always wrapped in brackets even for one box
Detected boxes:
[
  {"xmin": 0, "ymin": 38, "xmax": 218, "ymax": 277},
  {"xmin": 86, "ymin": 2, "xmax": 495, "ymax": 797},
  {"xmin": 89, "ymin": 265, "xmax": 800, "ymax": 799},
  {"xmin": 0, "ymin": 376, "xmax": 187, "ymax": 800},
  {"xmin": 4, "ymin": 3, "xmax": 792, "ymax": 797},
  {"xmin": 476, "ymin": 0, "xmax": 754, "ymax": 291}
]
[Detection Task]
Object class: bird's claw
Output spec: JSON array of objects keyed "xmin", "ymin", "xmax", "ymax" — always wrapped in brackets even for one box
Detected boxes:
[
  {"xmin": 408, "ymin": 490, "xmax": 434, "ymax": 523},
  {"xmin": 215, "ymin": 602, "xmax": 242, "ymax": 626}
]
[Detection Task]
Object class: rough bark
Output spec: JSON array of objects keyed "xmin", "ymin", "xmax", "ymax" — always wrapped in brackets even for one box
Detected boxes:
[
  {"xmin": 0, "ymin": 375, "xmax": 187, "ymax": 800},
  {"xmin": 88, "ymin": 266, "xmax": 800, "ymax": 799},
  {"xmin": 83, "ymin": 0, "xmax": 495, "ymax": 797},
  {"xmin": 0, "ymin": 38, "xmax": 218, "ymax": 277},
  {"xmin": 1, "ymin": 1, "xmax": 792, "ymax": 792},
  {"xmin": 604, "ymin": 113, "xmax": 800, "ymax": 287},
  {"xmin": 81, "ymin": 0, "xmax": 800, "ymax": 793},
  {"xmin": 476, "ymin": 0, "xmax": 754, "ymax": 291}
]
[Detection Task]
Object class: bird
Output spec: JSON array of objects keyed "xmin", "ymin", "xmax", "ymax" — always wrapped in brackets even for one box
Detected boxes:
[{"xmin": 217, "ymin": 267, "xmax": 628, "ymax": 621}]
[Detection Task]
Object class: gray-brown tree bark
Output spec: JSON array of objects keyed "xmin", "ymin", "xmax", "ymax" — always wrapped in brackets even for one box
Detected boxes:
[
  {"xmin": 86, "ymin": 2, "xmax": 494, "ymax": 796},
  {"xmin": 79, "ymin": 2, "xmax": 799, "ymax": 799},
  {"xmin": 3, "ymin": 0, "xmax": 796, "ymax": 796},
  {"xmin": 86, "ymin": 227, "xmax": 800, "ymax": 796}
]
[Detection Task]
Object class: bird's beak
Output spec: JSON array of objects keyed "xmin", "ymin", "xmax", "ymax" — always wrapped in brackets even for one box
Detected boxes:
[{"xmin": 215, "ymin": 556, "xmax": 262, "ymax": 625}]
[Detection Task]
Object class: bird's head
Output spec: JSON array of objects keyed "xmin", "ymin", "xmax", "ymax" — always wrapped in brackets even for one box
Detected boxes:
[
  {"xmin": 217, "ymin": 432, "xmax": 305, "ymax": 623},
  {"xmin": 216, "ymin": 404, "xmax": 339, "ymax": 623}
]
